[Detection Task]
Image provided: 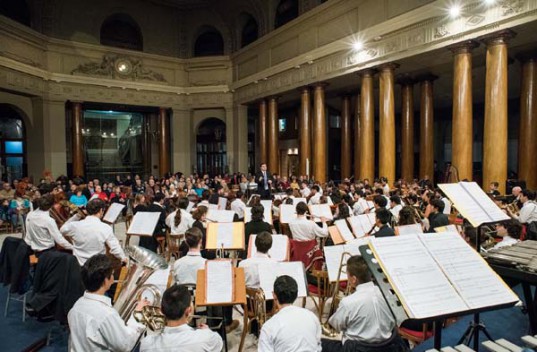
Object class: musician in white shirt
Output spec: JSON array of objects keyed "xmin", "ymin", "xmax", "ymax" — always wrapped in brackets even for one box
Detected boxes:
[
  {"xmin": 230, "ymin": 191, "xmax": 247, "ymax": 220},
  {"xmin": 140, "ymin": 284, "xmax": 223, "ymax": 352},
  {"xmin": 60, "ymin": 199, "xmax": 126, "ymax": 266},
  {"xmin": 68, "ymin": 254, "xmax": 147, "ymax": 352},
  {"xmin": 493, "ymin": 220, "xmax": 522, "ymax": 250},
  {"xmin": 289, "ymin": 202, "xmax": 328, "ymax": 241},
  {"xmin": 259, "ymin": 275, "xmax": 322, "ymax": 352},
  {"xmin": 173, "ymin": 227, "xmax": 206, "ymax": 285},
  {"xmin": 389, "ymin": 195, "xmax": 403, "ymax": 222},
  {"xmin": 322, "ymin": 256, "xmax": 405, "ymax": 352},
  {"xmin": 509, "ymin": 189, "xmax": 537, "ymax": 224},
  {"xmin": 166, "ymin": 197, "xmax": 194, "ymax": 235},
  {"xmin": 307, "ymin": 186, "xmax": 321, "ymax": 205},
  {"xmin": 239, "ymin": 232, "xmax": 277, "ymax": 288},
  {"xmin": 352, "ymin": 191, "xmax": 368, "ymax": 216},
  {"xmin": 300, "ymin": 182, "xmax": 311, "ymax": 198},
  {"xmin": 24, "ymin": 194, "xmax": 73, "ymax": 254}
]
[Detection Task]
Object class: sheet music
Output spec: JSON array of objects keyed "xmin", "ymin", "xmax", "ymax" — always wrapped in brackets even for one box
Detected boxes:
[
  {"xmin": 334, "ymin": 219, "xmax": 355, "ymax": 242},
  {"xmin": 207, "ymin": 204, "xmax": 219, "ymax": 211},
  {"xmin": 258, "ymin": 261, "xmax": 307, "ymax": 299},
  {"xmin": 357, "ymin": 198, "xmax": 369, "ymax": 213},
  {"xmin": 369, "ymin": 235, "xmax": 468, "ymax": 319},
  {"xmin": 216, "ymin": 223, "xmax": 235, "ymax": 248},
  {"xmin": 358, "ymin": 214, "xmax": 374, "ymax": 234},
  {"xmin": 218, "ymin": 197, "xmax": 228, "ymax": 210},
  {"xmin": 279, "ymin": 204, "xmax": 297, "ymax": 224},
  {"xmin": 323, "ymin": 242, "xmax": 363, "ymax": 282},
  {"xmin": 293, "ymin": 197, "xmax": 307, "ymax": 205},
  {"xmin": 397, "ymin": 223, "xmax": 423, "ymax": 236},
  {"xmin": 419, "ymin": 232, "xmax": 518, "ymax": 310},
  {"xmin": 186, "ymin": 201, "xmax": 195, "ymax": 213},
  {"xmin": 460, "ymin": 182, "xmax": 510, "ymax": 222},
  {"xmin": 260, "ymin": 200, "xmax": 273, "ymax": 223},
  {"xmin": 143, "ymin": 267, "xmax": 171, "ymax": 302},
  {"xmin": 434, "ymin": 224, "xmax": 458, "ymax": 233},
  {"xmin": 207, "ymin": 209, "xmax": 235, "ymax": 223},
  {"xmin": 103, "ymin": 203, "xmax": 125, "ymax": 224},
  {"xmin": 309, "ymin": 204, "xmax": 333, "ymax": 221},
  {"xmin": 366, "ymin": 201, "xmax": 374, "ymax": 210},
  {"xmin": 127, "ymin": 212, "xmax": 161, "ymax": 236},
  {"xmin": 347, "ymin": 216, "xmax": 366, "ymax": 238},
  {"xmin": 249, "ymin": 234, "xmax": 289, "ymax": 261},
  {"xmin": 326, "ymin": 197, "xmax": 334, "ymax": 206},
  {"xmin": 206, "ymin": 261, "xmax": 233, "ymax": 304}
]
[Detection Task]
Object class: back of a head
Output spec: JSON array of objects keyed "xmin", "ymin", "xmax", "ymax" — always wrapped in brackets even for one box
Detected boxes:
[
  {"xmin": 431, "ymin": 199, "xmax": 445, "ymax": 213},
  {"xmin": 255, "ymin": 231, "xmax": 273, "ymax": 253},
  {"xmin": 192, "ymin": 205, "xmax": 207, "ymax": 220},
  {"xmin": 296, "ymin": 201, "xmax": 308, "ymax": 215},
  {"xmin": 373, "ymin": 195, "xmax": 387, "ymax": 208},
  {"xmin": 161, "ymin": 284, "xmax": 191, "ymax": 320},
  {"xmin": 390, "ymin": 195, "xmax": 401, "ymax": 205},
  {"xmin": 506, "ymin": 219, "xmax": 523, "ymax": 239},
  {"xmin": 81, "ymin": 254, "xmax": 113, "ymax": 292},
  {"xmin": 522, "ymin": 189, "xmax": 535, "ymax": 200},
  {"xmin": 251, "ymin": 204, "xmax": 265, "ymax": 221},
  {"xmin": 185, "ymin": 227, "xmax": 203, "ymax": 248},
  {"xmin": 376, "ymin": 208, "xmax": 391, "ymax": 225},
  {"xmin": 177, "ymin": 197, "xmax": 189, "ymax": 210},
  {"xmin": 86, "ymin": 199, "xmax": 106, "ymax": 215},
  {"xmin": 153, "ymin": 192, "xmax": 165, "ymax": 203},
  {"xmin": 347, "ymin": 255, "xmax": 371, "ymax": 284},
  {"xmin": 39, "ymin": 194, "xmax": 55, "ymax": 211},
  {"xmin": 274, "ymin": 275, "xmax": 298, "ymax": 304}
]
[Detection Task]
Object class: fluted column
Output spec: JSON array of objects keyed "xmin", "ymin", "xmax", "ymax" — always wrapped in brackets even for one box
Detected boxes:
[
  {"xmin": 419, "ymin": 76, "xmax": 436, "ymax": 181},
  {"xmin": 359, "ymin": 70, "xmax": 375, "ymax": 181},
  {"xmin": 268, "ymin": 97, "xmax": 279, "ymax": 174},
  {"xmin": 400, "ymin": 79, "xmax": 414, "ymax": 182},
  {"xmin": 312, "ymin": 83, "xmax": 328, "ymax": 183},
  {"xmin": 518, "ymin": 56, "xmax": 537, "ymax": 189},
  {"xmin": 341, "ymin": 95, "xmax": 352, "ymax": 180},
  {"xmin": 71, "ymin": 102, "xmax": 84, "ymax": 177},
  {"xmin": 298, "ymin": 87, "xmax": 312, "ymax": 177},
  {"xmin": 258, "ymin": 100, "xmax": 268, "ymax": 164},
  {"xmin": 379, "ymin": 64, "xmax": 398, "ymax": 184},
  {"xmin": 451, "ymin": 41, "xmax": 478, "ymax": 182},
  {"xmin": 353, "ymin": 94, "xmax": 361, "ymax": 180},
  {"xmin": 158, "ymin": 107, "xmax": 170, "ymax": 176},
  {"xmin": 482, "ymin": 30, "xmax": 515, "ymax": 194}
]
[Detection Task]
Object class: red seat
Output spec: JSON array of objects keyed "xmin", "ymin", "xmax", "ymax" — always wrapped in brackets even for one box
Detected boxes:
[{"xmin": 398, "ymin": 327, "xmax": 433, "ymax": 340}]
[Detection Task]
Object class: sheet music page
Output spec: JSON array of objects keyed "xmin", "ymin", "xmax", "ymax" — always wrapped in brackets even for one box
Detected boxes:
[
  {"xmin": 143, "ymin": 267, "xmax": 171, "ymax": 302},
  {"xmin": 258, "ymin": 262, "xmax": 307, "ymax": 299},
  {"xmin": 260, "ymin": 200, "xmax": 273, "ymax": 223},
  {"xmin": 397, "ymin": 223, "xmax": 423, "ymax": 236},
  {"xmin": 358, "ymin": 214, "xmax": 374, "ymax": 235},
  {"xmin": 309, "ymin": 204, "xmax": 334, "ymax": 221},
  {"xmin": 419, "ymin": 232, "xmax": 519, "ymax": 309},
  {"xmin": 434, "ymin": 224, "xmax": 458, "ymax": 233},
  {"xmin": 357, "ymin": 198, "xmax": 369, "ymax": 213},
  {"xmin": 347, "ymin": 216, "xmax": 366, "ymax": 237},
  {"xmin": 323, "ymin": 242, "xmax": 364, "ymax": 282},
  {"xmin": 439, "ymin": 183, "xmax": 490, "ymax": 227},
  {"xmin": 218, "ymin": 197, "xmax": 228, "ymax": 210},
  {"xmin": 460, "ymin": 182, "xmax": 510, "ymax": 223},
  {"xmin": 366, "ymin": 213, "xmax": 376, "ymax": 226},
  {"xmin": 370, "ymin": 235, "xmax": 468, "ymax": 319},
  {"xmin": 127, "ymin": 212, "xmax": 161, "ymax": 236},
  {"xmin": 186, "ymin": 202, "xmax": 195, "ymax": 213},
  {"xmin": 293, "ymin": 197, "xmax": 307, "ymax": 205},
  {"xmin": 206, "ymin": 261, "xmax": 233, "ymax": 304},
  {"xmin": 207, "ymin": 209, "xmax": 235, "ymax": 223},
  {"xmin": 335, "ymin": 219, "xmax": 355, "ymax": 242},
  {"xmin": 367, "ymin": 201, "xmax": 374, "ymax": 209},
  {"xmin": 216, "ymin": 223, "xmax": 235, "ymax": 248},
  {"xmin": 279, "ymin": 204, "xmax": 297, "ymax": 224},
  {"xmin": 326, "ymin": 197, "xmax": 334, "ymax": 206},
  {"xmin": 249, "ymin": 234, "xmax": 289, "ymax": 261},
  {"xmin": 244, "ymin": 207, "xmax": 252, "ymax": 223},
  {"xmin": 103, "ymin": 203, "xmax": 125, "ymax": 224}
]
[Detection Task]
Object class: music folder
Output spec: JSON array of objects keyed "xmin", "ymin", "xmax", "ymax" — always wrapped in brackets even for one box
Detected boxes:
[
  {"xmin": 205, "ymin": 260, "xmax": 234, "ymax": 304},
  {"xmin": 279, "ymin": 204, "xmax": 297, "ymax": 224},
  {"xmin": 102, "ymin": 203, "xmax": 125, "ymax": 224},
  {"xmin": 127, "ymin": 212, "xmax": 161, "ymax": 236},
  {"xmin": 257, "ymin": 261, "xmax": 308, "ymax": 299},
  {"xmin": 309, "ymin": 204, "xmax": 334, "ymax": 221},
  {"xmin": 206, "ymin": 222, "xmax": 245, "ymax": 250},
  {"xmin": 247, "ymin": 234, "xmax": 289, "ymax": 261}
]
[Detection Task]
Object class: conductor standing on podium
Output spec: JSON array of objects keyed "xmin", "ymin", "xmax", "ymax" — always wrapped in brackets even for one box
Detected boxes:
[{"xmin": 256, "ymin": 163, "xmax": 273, "ymax": 200}]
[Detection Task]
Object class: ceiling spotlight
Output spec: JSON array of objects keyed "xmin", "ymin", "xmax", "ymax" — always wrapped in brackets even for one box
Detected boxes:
[
  {"xmin": 352, "ymin": 41, "xmax": 364, "ymax": 51},
  {"xmin": 484, "ymin": 0, "xmax": 495, "ymax": 4},
  {"xmin": 449, "ymin": 4, "xmax": 461, "ymax": 18}
]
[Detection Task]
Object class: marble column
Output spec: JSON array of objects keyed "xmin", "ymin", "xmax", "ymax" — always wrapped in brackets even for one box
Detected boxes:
[
  {"xmin": 312, "ymin": 83, "xmax": 328, "ymax": 183},
  {"xmin": 268, "ymin": 96, "xmax": 279, "ymax": 174},
  {"xmin": 400, "ymin": 79, "xmax": 414, "ymax": 182},
  {"xmin": 71, "ymin": 102, "xmax": 84, "ymax": 177},
  {"xmin": 451, "ymin": 41, "xmax": 479, "ymax": 181},
  {"xmin": 158, "ymin": 107, "xmax": 170, "ymax": 176},
  {"xmin": 379, "ymin": 64, "xmax": 398, "ymax": 184},
  {"xmin": 482, "ymin": 30, "xmax": 515, "ymax": 194},
  {"xmin": 359, "ymin": 70, "xmax": 375, "ymax": 181},
  {"xmin": 353, "ymin": 94, "xmax": 361, "ymax": 180},
  {"xmin": 518, "ymin": 56, "xmax": 537, "ymax": 189},
  {"xmin": 258, "ymin": 100, "xmax": 268, "ymax": 164},
  {"xmin": 298, "ymin": 87, "xmax": 312, "ymax": 178},
  {"xmin": 341, "ymin": 95, "xmax": 352, "ymax": 180},
  {"xmin": 419, "ymin": 76, "xmax": 436, "ymax": 182}
]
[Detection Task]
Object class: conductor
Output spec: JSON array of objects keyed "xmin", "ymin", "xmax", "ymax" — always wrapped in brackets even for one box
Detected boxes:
[{"xmin": 256, "ymin": 163, "xmax": 273, "ymax": 200}]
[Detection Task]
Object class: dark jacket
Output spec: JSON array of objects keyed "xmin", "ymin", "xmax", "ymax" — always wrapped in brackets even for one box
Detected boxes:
[
  {"xmin": 245, "ymin": 220, "xmax": 273, "ymax": 247},
  {"xmin": 374, "ymin": 225, "xmax": 395, "ymax": 238},
  {"xmin": 428, "ymin": 212, "xmax": 449, "ymax": 232},
  {"xmin": 0, "ymin": 237, "xmax": 31, "ymax": 294}
]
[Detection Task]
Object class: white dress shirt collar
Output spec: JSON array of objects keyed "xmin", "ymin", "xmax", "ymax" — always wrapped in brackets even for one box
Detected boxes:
[{"xmin": 83, "ymin": 291, "xmax": 112, "ymax": 307}]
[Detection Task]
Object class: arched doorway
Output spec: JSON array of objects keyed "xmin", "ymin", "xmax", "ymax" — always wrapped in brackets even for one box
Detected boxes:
[
  {"xmin": 0, "ymin": 105, "xmax": 27, "ymax": 182},
  {"xmin": 100, "ymin": 13, "xmax": 143, "ymax": 51},
  {"xmin": 196, "ymin": 118, "xmax": 226, "ymax": 176}
]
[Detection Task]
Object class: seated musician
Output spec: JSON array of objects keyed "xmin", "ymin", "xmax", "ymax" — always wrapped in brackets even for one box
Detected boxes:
[
  {"xmin": 352, "ymin": 191, "xmax": 367, "ymax": 216},
  {"xmin": 173, "ymin": 227, "xmax": 205, "ymax": 285},
  {"xmin": 230, "ymin": 191, "xmax": 247, "ymax": 221},
  {"xmin": 140, "ymin": 284, "xmax": 223, "ymax": 352},
  {"xmin": 308, "ymin": 185, "xmax": 322, "ymax": 205},
  {"xmin": 68, "ymin": 254, "xmax": 147, "ymax": 352},
  {"xmin": 239, "ymin": 232, "xmax": 277, "ymax": 288},
  {"xmin": 321, "ymin": 256, "xmax": 408, "ymax": 352},
  {"xmin": 493, "ymin": 219, "xmax": 522, "ymax": 250},
  {"xmin": 60, "ymin": 199, "xmax": 126, "ymax": 266},
  {"xmin": 488, "ymin": 182, "xmax": 500, "ymax": 197},
  {"xmin": 374, "ymin": 189, "xmax": 390, "ymax": 209},
  {"xmin": 389, "ymin": 195, "xmax": 403, "ymax": 222},
  {"xmin": 427, "ymin": 199, "xmax": 449, "ymax": 232},
  {"xmin": 244, "ymin": 205, "xmax": 273, "ymax": 258},
  {"xmin": 24, "ymin": 194, "xmax": 73, "ymax": 256},
  {"xmin": 289, "ymin": 202, "xmax": 329, "ymax": 241},
  {"xmin": 259, "ymin": 275, "xmax": 322, "ymax": 352},
  {"xmin": 140, "ymin": 192, "xmax": 167, "ymax": 252},
  {"xmin": 508, "ymin": 189, "xmax": 537, "ymax": 224},
  {"xmin": 373, "ymin": 209, "xmax": 395, "ymax": 237},
  {"xmin": 165, "ymin": 197, "xmax": 194, "ymax": 236},
  {"xmin": 397, "ymin": 206, "xmax": 418, "ymax": 226}
]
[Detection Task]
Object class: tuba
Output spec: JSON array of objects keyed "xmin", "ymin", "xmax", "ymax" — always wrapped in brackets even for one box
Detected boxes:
[{"xmin": 114, "ymin": 246, "xmax": 168, "ymax": 325}]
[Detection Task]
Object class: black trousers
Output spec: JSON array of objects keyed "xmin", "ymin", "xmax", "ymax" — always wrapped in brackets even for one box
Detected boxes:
[{"xmin": 321, "ymin": 331, "xmax": 409, "ymax": 352}]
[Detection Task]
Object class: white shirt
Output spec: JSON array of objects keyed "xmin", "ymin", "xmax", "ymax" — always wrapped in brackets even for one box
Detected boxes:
[
  {"xmin": 300, "ymin": 187, "xmax": 311, "ymax": 198},
  {"xmin": 259, "ymin": 305, "xmax": 322, "ymax": 352},
  {"xmin": 68, "ymin": 292, "xmax": 145, "ymax": 352},
  {"xmin": 289, "ymin": 216, "xmax": 328, "ymax": 241},
  {"xmin": 165, "ymin": 209, "xmax": 194, "ymax": 235},
  {"xmin": 390, "ymin": 204, "xmax": 403, "ymax": 221},
  {"xmin": 308, "ymin": 193, "xmax": 321, "ymax": 205},
  {"xmin": 353, "ymin": 198, "xmax": 369, "ymax": 216},
  {"xmin": 231, "ymin": 198, "xmax": 247, "ymax": 219},
  {"xmin": 25, "ymin": 209, "xmax": 73, "ymax": 251},
  {"xmin": 60, "ymin": 215, "xmax": 125, "ymax": 266},
  {"xmin": 493, "ymin": 236, "xmax": 519, "ymax": 250},
  {"xmin": 442, "ymin": 197, "xmax": 452, "ymax": 215},
  {"xmin": 328, "ymin": 281, "xmax": 395, "ymax": 343},
  {"xmin": 238, "ymin": 252, "xmax": 277, "ymax": 288},
  {"xmin": 140, "ymin": 324, "xmax": 222, "ymax": 352},
  {"xmin": 517, "ymin": 201, "xmax": 537, "ymax": 224},
  {"xmin": 382, "ymin": 184, "xmax": 390, "ymax": 196},
  {"xmin": 173, "ymin": 251, "xmax": 206, "ymax": 285}
]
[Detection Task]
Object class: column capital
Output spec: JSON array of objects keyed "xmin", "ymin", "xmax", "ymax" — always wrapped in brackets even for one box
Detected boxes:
[
  {"xmin": 378, "ymin": 63, "xmax": 400, "ymax": 72},
  {"xmin": 448, "ymin": 40, "xmax": 480, "ymax": 54},
  {"xmin": 359, "ymin": 68, "xmax": 377, "ymax": 77},
  {"xmin": 297, "ymin": 86, "xmax": 311, "ymax": 94},
  {"xmin": 480, "ymin": 29, "xmax": 517, "ymax": 47}
]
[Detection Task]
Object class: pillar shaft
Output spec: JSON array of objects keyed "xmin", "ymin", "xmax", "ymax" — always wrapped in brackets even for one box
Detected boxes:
[
  {"xmin": 341, "ymin": 95, "xmax": 352, "ymax": 180},
  {"xmin": 72, "ymin": 102, "xmax": 84, "ymax": 177},
  {"xmin": 299, "ymin": 88, "xmax": 312, "ymax": 177},
  {"xmin": 400, "ymin": 82, "xmax": 414, "ymax": 182},
  {"xmin": 419, "ymin": 78, "xmax": 435, "ymax": 181},
  {"xmin": 268, "ymin": 97, "xmax": 279, "ymax": 174},
  {"xmin": 258, "ymin": 100, "xmax": 268, "ymax": 164},
  {"xmin": 359, "ymin": 71, "xmax": 375, "ymax": 181},
  {"xmin": 353, "ymin": 94, "xmax": 361, "ymax": 180},
  {"xmin": 158, "ymin": 108, "xmax": 170, "ymax": 176},
  {"xmin": 519, "ymin": 57, "xmax": 537, "ymax": 189},
  {"xmin": 312, "ymin": 83, "xmax": 328, "ymax": 183},
  {"xmin": 379, "ymin": 64, "xmax": 397, "ymax": 184}
]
